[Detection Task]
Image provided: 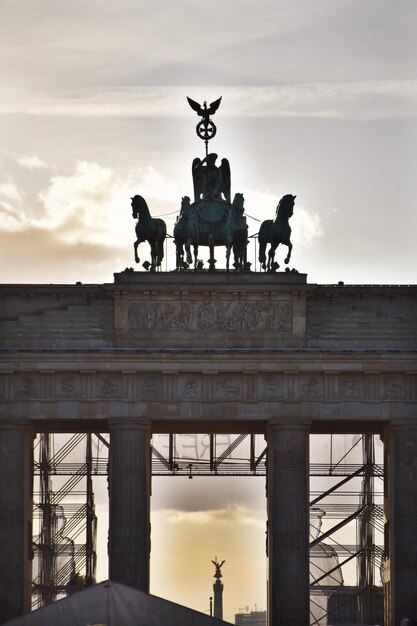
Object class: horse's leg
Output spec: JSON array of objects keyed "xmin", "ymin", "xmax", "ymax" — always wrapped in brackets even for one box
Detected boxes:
[
  {"xmin": 233, "ymin": 242, "xmax": 240, "ymax": 270},
  {"xmin": 175, "ymin": 243, "xmax": 181, "ymax": 270},
  {"xmin": 258, "ymin": 239, "xmax": 267, "ymax": 270},
  {"xmin": 149, "ymin": 242, "xmax": 156, "ymax": 271},
  {"xmin": 157, "ymin": 239, "xmax": 164, "ymax": 267},
  {"xmin": 134, "ymin": 240, "xmax": 140, "ymax": 264},
  {"xmin": 268, "ymin": 243, "xmax": 278, "ymax": 271},
  {"xmin": 185, "ymin": 244, "xmax": 192, "ymax": 266},
  {"xmin": 239, "ymin": 233, "xmax": 247, "ymax": 269},
  {"xmin": 193, "ymin": 244, "xmax": 198, "ymax": 270},
  {"xmin": 208, "ymin": 237, "xmax": 216, "ymax": 271},
  {"xmin": 284, "ymin": 241, "xmax": 293, "ymax": 264},
  {"xmin": 226, "ymin": 241, "xmax": 231, "ymax": 271}
]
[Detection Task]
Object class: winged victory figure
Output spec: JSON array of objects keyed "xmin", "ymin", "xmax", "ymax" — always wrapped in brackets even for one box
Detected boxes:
[
  {"xmin": 192, "ymin": 154, "xmax": 231, "ymax": 202},
  {"xmin": 212, "ymin": 557, "xmax": 226, "ymax": 579}
]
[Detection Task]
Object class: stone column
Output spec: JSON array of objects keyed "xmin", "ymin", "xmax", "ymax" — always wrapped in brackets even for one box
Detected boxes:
[
  {"xmin": 0, "ymin": 421, "xmax": 33, "ymax": 623},
  {"xmin": 384, "ymin": 424, "xmax": 417, "ymax": 625},
  {"xmin": 108, "ymin": 420, "xmax": 151, "ymax": 591},
  {"xmin": 267, "ymin": 423, "xmax": 310, "ymax": 626},
  {"xmin": 213, "ymin": 578, "xmax": 224, "ymax": 620}
]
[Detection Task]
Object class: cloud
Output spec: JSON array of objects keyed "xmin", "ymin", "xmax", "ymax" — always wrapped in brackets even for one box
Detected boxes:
[
  {"xmin": 2, "ymin": 81, "xmax": 416, "ymax": 120},
  {"xmin": 17, "ymin": 156, "xmax": 48, "ymax": 170},
  {"xmin": 291, "ymin": 207, "xmax": 324, "ymax": 246},
  {"xmin": 164, "ymin": 505, "xmax": 264, "ymax": 528},
  {"xmin": 243, "ymin": 189, "xmax": 323, "ymax": 247},
  {"xmin": 0, "ymin": 161, "xmax": 179, "ymax": 241},
  {"xmin": 0, "ymin": 161, "xmax": 183, "ymax": 282},
  {"xmin": 0, "ymin": 179, "xmax": 21, "ymax": 201}
]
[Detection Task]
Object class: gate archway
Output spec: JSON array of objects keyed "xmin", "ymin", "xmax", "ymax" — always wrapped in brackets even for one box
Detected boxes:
[{"xmin": 1, "ymin": 271, "xmax": 416, "ymax": 625}]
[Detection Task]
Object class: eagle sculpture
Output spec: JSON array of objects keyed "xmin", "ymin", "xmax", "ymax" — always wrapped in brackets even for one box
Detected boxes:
[{"xmin": 187, "ymin": 96, "xmax": 222, "ymax": 122}]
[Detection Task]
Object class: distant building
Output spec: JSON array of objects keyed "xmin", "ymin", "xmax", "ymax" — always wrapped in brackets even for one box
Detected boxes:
[
  {"xmin": 327, "ymin": 586, "xmax": 384, "ymax": 625},
  {"xmin": 235, "ymin": 609, "xmax": 267, "ymax": 626}
]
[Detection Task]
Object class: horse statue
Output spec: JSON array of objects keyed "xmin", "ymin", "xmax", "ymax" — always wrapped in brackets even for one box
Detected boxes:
[
  {"xmin": 258, "ymin": 194, "xmax": 296, "ymax": 271},
  {"xmin": 226, "ymin": 193, "xmax": 248, "ymax": 270},
  {"xmin": 173, "ymin": 196, "xmax": 198, "ymax": 270},
  {"xmin": 131, "ymin": 195, "xmax": 167, "ymax": 271}
]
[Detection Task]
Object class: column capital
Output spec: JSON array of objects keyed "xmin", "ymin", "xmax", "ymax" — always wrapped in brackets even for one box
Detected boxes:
[
  {"xmin": 0, "ymin": 418, "xmax": 32, "ymax": 428},
  {"xmin": 108, "ymin": 417, "xmax": 151, "ymax": 430},
  {"xmin": 386, "ymin": 420, "xmax": 417, "ymax": 432},
  {"xmin": 267, "ymin": 419, "xmax": 311, "ymax": 432}
]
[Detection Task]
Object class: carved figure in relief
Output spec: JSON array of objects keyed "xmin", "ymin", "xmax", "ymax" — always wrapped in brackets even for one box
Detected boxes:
[
  {"xmin": 302, "ymin": 377, "xmax": 320, "ymax": 398},
  {"xmin": 19, "ymin": 376, "xmax": 34, "ymax": 397},
  {"xmin": 182, "ymin": 379, "xmax": 198, "ymax": 399},
  {"xmin": 218, "ymin": 377, "xmax": 240, "ymax": 398},
  {"xmin": 60, "ymin": 377, "xmax": 77, "ymax": 396},
  {"xmin": 101, "ymin": 378, "xmax": 119, "ymax": 397},
  {"xmin": 384, "ymin": 377, "xmax": 402, "ymax": 398},
  {"xmin": 262, "ymin": 376, "xmax": 282, "ymax": 396},
  {"xmin": 342, "ymin": 377, "xmax": 359, "ymax": 398},
  {"xmin": 128, "ymin": 301, "xmax": 291, "ymax": 333},
  {"xmin": 143, "ymin": 376, "xmax": 157, "ymax": 396}
]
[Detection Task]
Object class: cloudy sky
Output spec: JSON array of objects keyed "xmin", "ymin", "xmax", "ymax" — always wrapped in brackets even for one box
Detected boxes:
[
  {"xmin": 1, "ymin": 0, "xmax": 416, "ymax": 284},
  {"xmin": 2, "ymin": 0, "xmax": 414, "ymax": 620}
]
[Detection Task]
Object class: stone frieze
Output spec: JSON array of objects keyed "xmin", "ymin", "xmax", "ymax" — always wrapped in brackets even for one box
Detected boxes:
[
  {"xmin": 0, "ymin": 371, "xmax": 415, "ymax": 405},
  {"xmin": 127, "ymin": 301, "xmax": 292, "ymax": 333}
]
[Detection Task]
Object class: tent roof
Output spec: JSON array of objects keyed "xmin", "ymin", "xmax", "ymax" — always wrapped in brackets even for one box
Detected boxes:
[{"xmin": 5, "ymin": 581, "xmax": 232, "ymax": 626}]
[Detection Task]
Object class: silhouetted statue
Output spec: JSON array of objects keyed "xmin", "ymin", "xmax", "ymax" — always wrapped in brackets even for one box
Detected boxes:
[
  {"xmin": 173, "ymin": 196, "xmax": 197, "ymax": 269},
  {"xmin": 187, "ymin": 97, "xmax": 222, "ymax": 154},
  {"xmin": 131, "ymin": 195, "xmax": 167, "ymax": 271},
  {"xmin": 192, "ymin": 153, "xmax": 231, "ymax": 203},
  {"xmin": 258, "ymin": 194, "xmax": 296, "ymax": 271},
  {"xmin": 226, "ymin": 193, "xmax": 248, "ymax": 271},
  {"xmin": 212, "ymin": 557, "xmax": 226, "ymax": 579},
  {"xmin": 187, "ymin": 96, "xmax": 222, "ymax": 125}
]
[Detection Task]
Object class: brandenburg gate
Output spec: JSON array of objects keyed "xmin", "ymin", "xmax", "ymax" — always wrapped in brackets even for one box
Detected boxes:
[
  {"xmin": 1, "ymin": 97, "xmax": 416, "ymax": 625},
  {"xmin": 0, "ymin": 271, "xmax": 416, "ymax": 625}
]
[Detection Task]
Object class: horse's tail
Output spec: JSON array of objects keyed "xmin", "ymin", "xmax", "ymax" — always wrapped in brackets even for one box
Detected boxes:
[
  {"xmin": 258, "ymin": 241, "xmax": 266, "ymax": 266},
  {"xmin": 158, "ymin": 240, "xmax": 164, "ymax": 264},
  {"xmin": 159, "ymin": 224, "xmax": 167, "ymax": 264}
]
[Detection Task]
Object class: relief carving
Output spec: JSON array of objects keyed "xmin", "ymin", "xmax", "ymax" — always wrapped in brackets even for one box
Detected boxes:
[
  {"xmin": 128, "ymin": 301, "xmax": 291, "ymax": 333},
  {"xmin": 262, "ymin": 376, "xmax": 283, "ymax": 397},
  {"xmin": 301, "ymin": 376, "xmax": 321, "ymax": 399},
  {"xmin": 182, "ymin": 378, "xmax": 198, "ymax": 399},
  {"xmin": 383, "ymin": 376, "xmax": 403, "ymax": 399},
  {"xmin": 142, "ymin": 376, "xmax": 159, "ymax": 398},
  {"xmin": 60, "ymin": 377, "xmax": 78, "ymax": 397},
  {"xmin": 100, "ymin": 377, "xmax": 120, "ymax": 397},
  {"xmin": 218, "ymin": 377, "xmax": 241, "ymax": 398},
  {"xmin": 128, "ymin": 302, "xmax": 192, "ymax": 331},
  {"xmin": 341, "ymin": 376, "xmax": 361, "ymax": 399},
  {"xmin": 18, "ymin": 376, "xmax": 35, "ymax": 397}
]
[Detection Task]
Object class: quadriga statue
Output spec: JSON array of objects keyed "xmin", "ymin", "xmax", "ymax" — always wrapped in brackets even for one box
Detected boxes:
[
  {"xmin": 258, "ymin": 194, "xmax": 296, "ymax": 271},
  {"xmin": 131, "ymin": 195, "xmax": 167, "ymax": 271}
]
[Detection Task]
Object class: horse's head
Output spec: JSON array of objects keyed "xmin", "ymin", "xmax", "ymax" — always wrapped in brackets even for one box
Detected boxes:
[
  {"xmin": 181, "ymin": 196, "xmax": 191, "ymax": 212},
  {"xmin": 131, "ymin": 194, "xmax": 147, "ymax": 218},
  {"xmin": 232, "ymin": 192, "xmax": 244, "ymax": 214},
  {"xmin": 276, "ymin": 194, "xmax": 296, "ymax": 219}
]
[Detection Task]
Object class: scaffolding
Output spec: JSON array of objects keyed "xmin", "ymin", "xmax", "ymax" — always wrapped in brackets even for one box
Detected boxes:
[
  {"xmin": 32, "ymin": 433, "xmax": 98, "ymax": 608},
  {"xmin": 32, "ymin": 432, "xmax": 384, "ymax": 624}
]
